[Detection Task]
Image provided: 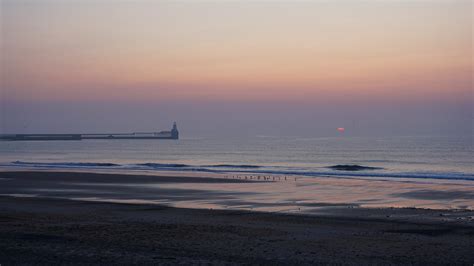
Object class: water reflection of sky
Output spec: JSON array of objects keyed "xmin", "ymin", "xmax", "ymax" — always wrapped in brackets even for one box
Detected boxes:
[{"xmin": 1, "ymin": 171, "xmax": 473, "ymax": 213}]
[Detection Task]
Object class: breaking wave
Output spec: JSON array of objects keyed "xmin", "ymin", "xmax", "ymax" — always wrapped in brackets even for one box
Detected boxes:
[
  {"xmin": 203, "ymin": 164, "xmax": 260, "ymax": 169},
  {"xmin": 138, "ymin": 163, "xmax": 189, "ymax": 168},
  {"xmin": 327, "ymin": 164, "xmax": 382, "ymax": 171},
  {"xmin": 6, "ymin": 161, "xmax": 474, "ymax": 182},
  {"xmin": 12, "ymin": 161, "xmax": 120, "ymax": 167}
]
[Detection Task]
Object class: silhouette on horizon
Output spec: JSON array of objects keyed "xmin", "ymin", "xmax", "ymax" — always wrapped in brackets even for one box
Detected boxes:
[{"xmin": 0, "ymin": 122, "xmax": 179, "ymax": 141}]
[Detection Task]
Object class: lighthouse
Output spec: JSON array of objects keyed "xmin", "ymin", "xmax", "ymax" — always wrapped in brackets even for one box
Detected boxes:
[{"xmin": 171, "ymin": 122, "xmax": 179, "ymax": 139}]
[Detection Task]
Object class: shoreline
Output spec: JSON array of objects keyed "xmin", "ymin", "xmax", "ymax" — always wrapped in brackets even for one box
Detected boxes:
[
  {"xmin": 1, "ymin": 170, "xmax": 473, "ymax": 264},
  {"xmin": 1, "ymin": 170, "xmax": 474, "ymax": 211},
  {"xmin": 3, "ymin": 160, "xmax": 474, "ymax": 183},
  {"xmin": 1, "ymin": 195, "xmax": 473, "ymax": 264}
]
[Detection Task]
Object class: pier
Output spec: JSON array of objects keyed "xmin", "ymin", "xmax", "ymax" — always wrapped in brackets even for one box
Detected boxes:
[{"xmin": 0, "ymin": 123, "xmax": 179, "ymax": 141}]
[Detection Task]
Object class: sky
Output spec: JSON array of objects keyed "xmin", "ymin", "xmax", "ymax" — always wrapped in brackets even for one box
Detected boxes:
[{"xmin": 1, "ymin": 0, "xmax": 472, "ymax": 137}]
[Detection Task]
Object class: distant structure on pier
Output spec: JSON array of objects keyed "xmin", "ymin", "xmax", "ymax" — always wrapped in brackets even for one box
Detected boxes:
[
  {"xmin": 0, "ymin": 122, "xmax": 180, "ymax": 141},
  {"xmin": 171, "ymin": 122, "xmax": 179, "ymax": 139}
]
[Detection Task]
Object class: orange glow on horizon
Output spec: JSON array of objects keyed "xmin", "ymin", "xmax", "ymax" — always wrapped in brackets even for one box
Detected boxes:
[{"xmin": 2, "ymin": 1, "xmax": 472, "ymax": 104}]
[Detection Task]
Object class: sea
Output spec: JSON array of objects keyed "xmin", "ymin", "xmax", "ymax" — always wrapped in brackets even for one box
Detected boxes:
[{"xmin": 1, "ymin": 135, "xmax": 473, "ymax": 212}]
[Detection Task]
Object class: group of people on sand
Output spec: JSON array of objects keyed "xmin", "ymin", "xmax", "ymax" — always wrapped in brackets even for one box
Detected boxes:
[{"xmin": 225, "ymin": 175, "xmax": 294, "ymax": 181}]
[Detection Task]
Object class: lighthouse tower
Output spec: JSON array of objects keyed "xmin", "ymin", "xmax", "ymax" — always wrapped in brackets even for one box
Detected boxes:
[{"xmin": 171, "ymin": 122, "xmax": 179, "ymax": 139}]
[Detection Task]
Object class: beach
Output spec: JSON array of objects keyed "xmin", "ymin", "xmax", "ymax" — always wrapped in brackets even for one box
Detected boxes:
[
  {"xmin": 1, "ymin": 171, "xmax": 473, "ymax": 265},
  {"xmin": 3, "ymin": 0, "xmax": 472, "ymax": 264}
]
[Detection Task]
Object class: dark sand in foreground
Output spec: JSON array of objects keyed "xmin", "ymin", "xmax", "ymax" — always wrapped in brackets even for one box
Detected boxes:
[{"xmin": 0, "ymin": 171, "xmax": 473, "ymax": 265}]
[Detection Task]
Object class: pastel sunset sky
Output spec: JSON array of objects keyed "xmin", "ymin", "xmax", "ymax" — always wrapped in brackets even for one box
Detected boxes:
[{"xmin": 1, "ymin": 0, "xmax": 472, "ymax": 137}]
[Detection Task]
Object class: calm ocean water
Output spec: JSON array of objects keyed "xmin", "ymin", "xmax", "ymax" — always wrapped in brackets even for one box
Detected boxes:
[
  {"xmin": 1, "ymin": 136, "xmax": 473, "ymax": 211},
  {"xmin": 1, "ymin": 136, "xmax": 473, "ymax": 181}
]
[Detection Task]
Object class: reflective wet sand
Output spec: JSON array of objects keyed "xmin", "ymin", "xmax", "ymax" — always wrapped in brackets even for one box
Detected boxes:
[{"xmin": 1, "ymin": 170, "xmax": 473, "ymax": 213}]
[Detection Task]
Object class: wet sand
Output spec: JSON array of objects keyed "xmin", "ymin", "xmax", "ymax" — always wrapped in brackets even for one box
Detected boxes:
[
  {"xmin": 0, "ymin": 171, "xmax": 473, "ymax": 264},
  {"xmin": 2, "ymin": 170, "xmax": 474, "ymax": 211}
]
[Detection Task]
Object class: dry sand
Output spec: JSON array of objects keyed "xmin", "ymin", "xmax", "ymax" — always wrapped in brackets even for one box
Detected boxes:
[{"xmin": 0, "ymin": 171, "xmax": 473, "ymax": 265}]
